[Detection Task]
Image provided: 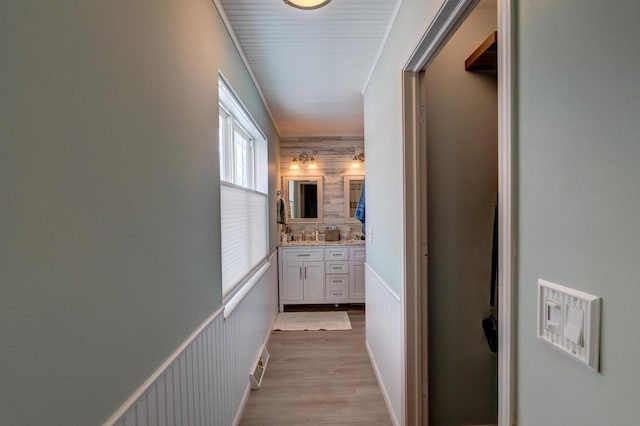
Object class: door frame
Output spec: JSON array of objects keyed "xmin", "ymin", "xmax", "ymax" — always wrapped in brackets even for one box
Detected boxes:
[{"xmin": 401, "ymin": 0, "xmax": 514, "ymax": 424}]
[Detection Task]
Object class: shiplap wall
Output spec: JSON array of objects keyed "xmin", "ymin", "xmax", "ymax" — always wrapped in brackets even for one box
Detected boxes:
[
  {"xmin": 108, "ymin": 258, "xmax": 278, "ymax": 426},
  {"xmin": 280, "ymin": 136, "xmax": 364, "ymax": 238},
  {"xmin": 365, "ymin": 263, "xmax": 402, "ymax": 426}
]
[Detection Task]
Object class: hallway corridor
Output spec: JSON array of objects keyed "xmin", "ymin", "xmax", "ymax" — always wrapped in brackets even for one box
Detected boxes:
[{"xmin": 240, "ymin": 309, "xmax": 392, "ymax": 425}]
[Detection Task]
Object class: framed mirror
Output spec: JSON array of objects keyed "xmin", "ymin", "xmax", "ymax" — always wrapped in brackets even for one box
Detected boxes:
[
  {"xmin": 284, "ymin": 175, "xmax": 323, "ymax": 223},
  {"xmin": 344, "ymin": 175, "xmax": 364, "ymax": 223}
]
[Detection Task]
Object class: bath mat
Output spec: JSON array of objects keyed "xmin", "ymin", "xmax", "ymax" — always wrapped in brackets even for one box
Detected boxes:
[{"xmin": 272, "ymin": 311, "xmax": 352, "ymax": 331}]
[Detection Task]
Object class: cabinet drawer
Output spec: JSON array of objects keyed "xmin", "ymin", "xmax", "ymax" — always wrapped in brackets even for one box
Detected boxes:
[
  {"xmin": 349, "ymin": 247, "xmax": 366, "ymax": 261},
  {"xmin": 325, "ymin": 288, "xmax": 348, "ymax": 302},
  {"xmin": 325, "ymin": 261, "xmax": 348, "ymax": 274},
  {"xmin": 325, "ymin": 275, "xmax": 348, "ymax": 301},
  {"xmin": 325, "ymin": 275, "xmax": 348, "ymax": 289},
  {"xmin": 325, "ymin": 247, "xmax": 348, "ymax": 260},
  {"xmin": 283, "ymin": 248, "xmax": 324, "ymax": 261}
]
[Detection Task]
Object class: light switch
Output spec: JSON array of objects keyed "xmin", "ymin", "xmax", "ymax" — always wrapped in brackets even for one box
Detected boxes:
[
  {"xmin": 545, "ymin": 299, "xmax": 562, "ymax": 335},
  {"xmin": 565, "ymin": 305, "xmax": 584, "ymax": 347},
  {"xmin": 537, "ymin": 279, "xmax": 601, "ymax": 371}
]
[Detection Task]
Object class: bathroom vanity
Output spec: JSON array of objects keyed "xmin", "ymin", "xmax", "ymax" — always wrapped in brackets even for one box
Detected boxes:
[{"xmin": 278, "ymin": 242, "xmax": 365, "ymax": 311}]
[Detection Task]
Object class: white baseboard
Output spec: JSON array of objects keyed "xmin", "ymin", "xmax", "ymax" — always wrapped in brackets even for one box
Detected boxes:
[{"xmin": 366, "ymin": 341, "xmax": 400, "ymax": 426}]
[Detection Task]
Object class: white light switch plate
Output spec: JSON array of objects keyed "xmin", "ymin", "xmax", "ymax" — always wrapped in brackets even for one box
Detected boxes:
[{"xmin": 537, "ymin": 279, "xmax": 601, "ymax": 371}]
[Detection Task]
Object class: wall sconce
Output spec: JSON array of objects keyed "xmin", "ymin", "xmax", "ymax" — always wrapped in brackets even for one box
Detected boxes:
[
  {"xmin": 290, "ymin": 153, "xmax": 318, "ymax": 170},
  {"xmin": 352, "ymin": 153, "xmax": 365, "ymax": 169}
]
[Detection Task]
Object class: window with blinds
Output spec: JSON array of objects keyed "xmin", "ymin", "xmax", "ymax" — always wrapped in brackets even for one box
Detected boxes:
[
  {"xmin": 220, "ymin": 184, "xmax": 267, "ymax": 295},
  {"xmin": 218, "ymin": 76, "xmax": 269, "ymax": 297}
]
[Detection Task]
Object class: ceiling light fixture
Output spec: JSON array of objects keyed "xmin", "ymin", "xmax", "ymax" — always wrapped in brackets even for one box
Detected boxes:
[
  {"xmin": 290, "ymin": 153, "xmax": 318, "ymax": 170},
  {"xmin": 283, "ymin": 0, "xmax": 332, "ymax": 10}
]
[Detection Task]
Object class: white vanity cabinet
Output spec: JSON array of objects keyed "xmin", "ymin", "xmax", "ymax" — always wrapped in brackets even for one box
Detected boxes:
[
  {"xmin": 281, "ymin": 261, "xmax": 325, "ymax": 301},
  {"xmin": 349, "ymin": 247, "xmax": 366, "ymax": 301},
  {"xmin": 325, "ymin": 247, "xmax": 349, "ymax": 303},
  {"xmin": 279, "ymin": 248, "xmax": 325, "ymax": 306},
  {"xmin": 278, "ymin": 244, "xmax": 365, "ymax": 311}
]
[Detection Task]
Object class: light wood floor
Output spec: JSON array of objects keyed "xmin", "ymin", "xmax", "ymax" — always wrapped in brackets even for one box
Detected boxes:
[{"xmin": 240, "ymin": 306, "xmax": 392, "ymax": 426}]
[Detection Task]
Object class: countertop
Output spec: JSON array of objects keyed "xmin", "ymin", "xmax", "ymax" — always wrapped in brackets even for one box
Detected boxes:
[{"xmin": 278, "ymin": 240, "xmax": 365, "ymax": 247}]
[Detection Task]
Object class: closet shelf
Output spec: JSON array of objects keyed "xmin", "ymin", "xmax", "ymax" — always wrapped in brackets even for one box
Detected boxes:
[{"xmin": 465, "ymin": 31, "xmax": 497, "ymax": 71}]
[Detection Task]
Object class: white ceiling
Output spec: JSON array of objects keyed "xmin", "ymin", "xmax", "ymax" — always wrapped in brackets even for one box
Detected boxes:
[{"xmin": 218, "ymin": 0, "xmax": 400, "ymax": 137}]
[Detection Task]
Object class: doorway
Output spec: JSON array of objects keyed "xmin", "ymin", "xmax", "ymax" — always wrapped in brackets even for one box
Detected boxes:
[{"xmin": 402, "ymin": 0, "xmax": 513, "ymax": 425}]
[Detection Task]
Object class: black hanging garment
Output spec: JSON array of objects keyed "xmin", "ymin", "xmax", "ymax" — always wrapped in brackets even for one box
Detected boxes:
[
  {"xmin": 277, "ymin": 198, "xmax": 286, "ymax": 225},
  {"xmin": 482, "ymin": 203, "xmax": 499, "ymax": 353}
]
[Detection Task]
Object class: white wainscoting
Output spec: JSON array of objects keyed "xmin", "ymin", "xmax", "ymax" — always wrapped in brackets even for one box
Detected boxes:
[
  {"xmin": 365, "ymin": 263, "xmax": 402, "ymax": 426},
  {"xmin": 106, "ymin": 254, "xmax": 278, "ymax": 426}
]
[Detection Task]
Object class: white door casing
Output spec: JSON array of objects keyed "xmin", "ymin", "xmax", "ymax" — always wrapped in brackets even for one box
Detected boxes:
[{"xmin": 401, "ymin": 0, "xmax": 514, "ymax": 424}]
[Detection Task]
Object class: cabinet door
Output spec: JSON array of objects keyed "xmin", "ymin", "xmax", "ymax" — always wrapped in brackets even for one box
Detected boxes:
[
  {"xmin": 349, "ymin": 260, "xmax": 366, "ymax": 300},
  {"xmin": 303, "ymin": 261, "xmax": 325, "ymax": 301},
  {"xmin": 282, "ymin": 261, "xmax": 304, "ymax": 301}
]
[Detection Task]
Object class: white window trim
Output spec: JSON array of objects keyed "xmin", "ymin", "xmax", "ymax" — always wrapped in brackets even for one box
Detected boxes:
[
  {"xmin": 219, "ymin": 73, "xmax": 267, "ymax": 141},
  {"xmin": 218, "ymin": 73, "xmax": 269, "ymax": 299}
]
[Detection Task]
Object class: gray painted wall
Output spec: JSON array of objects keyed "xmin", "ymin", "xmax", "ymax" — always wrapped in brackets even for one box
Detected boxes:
[
  {"xmin": 366, "ymin": 0, "xmax": 640, "ymax": 424},
  {"xmin": 517, "ymin": 1, "xmax": 640, "ymax": 424},
  {"xmin": 423, "ymin": 8, "xmax": 498, "ymax": 425},
  {"xmin": 363, "ymin": 0, "xmax": 440, "ymax": 294},
  {"xmin": 0, "ymin": 1, "xmax": 279, "ymax": 425}
]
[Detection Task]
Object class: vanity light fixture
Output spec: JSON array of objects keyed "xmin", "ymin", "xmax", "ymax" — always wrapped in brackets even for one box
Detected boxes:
[
  {"xmin": 290, "ymin": 153, "xmax": 318, "ymax": 170},
  {"xmin": 352, "ymin": 153, "xmax": 365, "ymax": 169},
  {"xmin": 283, "ymin": 0, "xmax": 332, "ymax": 10},
  {"xmin": 290, "ymin": 157, "xmax": 300, "ymax": 170}
]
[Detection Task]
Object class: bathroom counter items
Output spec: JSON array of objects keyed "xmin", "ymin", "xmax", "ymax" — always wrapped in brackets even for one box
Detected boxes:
[
  {"xmin": 278, "ymin": 244, "xmax": 365, "ymax": 311},
  {"xmin": 278, "ymin": 240, "xmax": 365, "ymax": 247}
]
